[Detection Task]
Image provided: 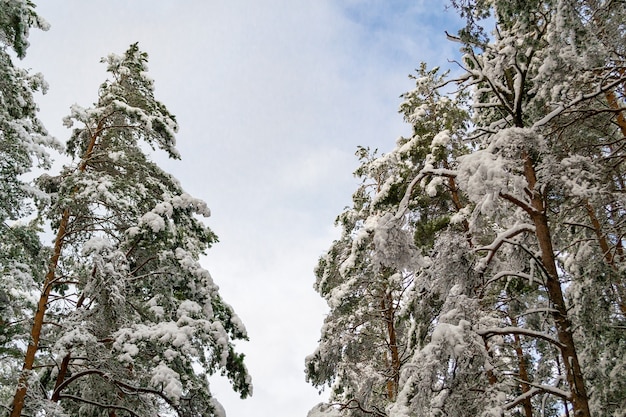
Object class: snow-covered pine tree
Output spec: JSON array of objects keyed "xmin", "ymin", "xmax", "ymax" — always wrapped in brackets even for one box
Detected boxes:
[
  {"xmin": 433, "ymin": 0, "xmax": 624, "ymax": 415},
  {"xmin": 305, "ymin": 145, "xmax": 419, "ymax": 417},
  {"xmin": 8, "ymin": 44, "xmax": 251, "ymax": 417},
  {"xmin": 528, "ymin": 1, "xmax": 626, "ymax": 413},
  {"xmin": 306, "ymin": 66, "xmax": 474, "ymax": 417},
  {"xmin": 310, "ymin": 1, "xmax": 625, "ymax": 416},
  {"xmin": 0, "ymin": 0, "xmax": 56, "ymax": 407},
  {"xmin": 0, "ymin": 0, "xmax": 53, "ymax": 222}
]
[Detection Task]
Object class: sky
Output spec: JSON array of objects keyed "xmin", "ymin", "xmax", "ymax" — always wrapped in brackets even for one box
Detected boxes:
[{"xmin": 20, "ymin": 1, "xmax": 463, "ymax": 416}]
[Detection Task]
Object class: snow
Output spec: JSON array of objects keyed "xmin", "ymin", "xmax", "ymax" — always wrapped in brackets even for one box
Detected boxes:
[
  {"xmin": 425, "ymin": 176, "xmax": 444, "ymax": 197},
  {"xmin": 177, "ymin": 300, "xmax": 202, "ymax": 318},
  {"xmin": 147, "ymin": 297, "xmax": 165, "ymax": 319},
  {"xmin": 81, "ymin": 236, "xmax": 113, "ymax": 255},
  {"xmin": 211, "ymin": 397, "xmax": 227, "ymax": 417},
  {"xmin": 171, "ymin": 192, "xmax": 211, "ymax": 217},
  {"xmin": 139, "ymin": 211, "xmax": 166, "ymax": 233},
  {"xmin": 430, "ymin": 129, "xmax": 451, "ymax": 149},
  {"xmin": 163, "ymin": 348, "xmax": 178, "ymax": 362},
  {"xmin": 151, "ymin": 363, "xmax": 183, "ymax": 402},
  {"xmin": 307, "ymin": 403, "xmax": 343, "ymax": 417},
  {"xmin": 431, "ymin": 321, "xmax": 471, "ymax": 357}
]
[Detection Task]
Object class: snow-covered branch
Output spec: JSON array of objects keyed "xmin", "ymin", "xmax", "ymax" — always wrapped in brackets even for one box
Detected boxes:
[
  {"xmin": 482, "ymin": 270, "xmax": 538, "ymax": 289},
  {"xmin": 475, "ymin": 224, "xmax": 535, "ymax": 273},
  {"xmin": 52, "ymin": 368, "xmax": 179, "ymax": 410},
  {"xmin": 498, "ymin": 192, "xmax": 538, "ymax": 216},
  {"xmin": 477, "ymin": 326, "xmax": 564, "ymax": 349},
  {"xmin": 533, "ymin": 75, "xmax": 626, "ymax": 128},
  {"xmin": 504, "ymin": 377, "xmax": 572, "ymax": 411}
]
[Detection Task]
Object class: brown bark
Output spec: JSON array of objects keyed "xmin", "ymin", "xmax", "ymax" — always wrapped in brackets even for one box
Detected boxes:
[
  {"xmin": 584, "ymin": 201, "xmax": 626, "ymax": 315},
  {"xmin": 443, "ymin": 160, "xmax": 471, "ymax": 240},
  {"xmin": 482, "ymin": 338, "xmax": 498, "ymax": 385},
  {"xmin": 520, "ymin": 152, "xmax": 591, "ymax": 417},
  {"xmin": 10, "ymin": 125, "xmax": 102, "ymax": 417},
  {"xmin": 10, "ymin": 208, "xmax": 71, "ymax": 416},
  {"xmin": 605, "ymin": 90, "xmax": 626, "ymax": 139},
  {"xmin": 50, "ymin": 354, "xmax": 72, "ymax": 403},
  {"xmin": 510, "ymin": 315, "xmax": 533, "ymax": 417}
]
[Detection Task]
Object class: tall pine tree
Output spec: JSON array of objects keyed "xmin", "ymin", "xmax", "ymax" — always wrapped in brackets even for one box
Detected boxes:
[
  {"xmin": 7, "ymin": 44, "xmax": 251, "ymax": 417},
  {"xmin": 0, "ymin": 0, "xmax": 55, "ymax": 407},
  {"xmin": 308, "ymin": 1, "xmax": 625, "ymax": 416}
]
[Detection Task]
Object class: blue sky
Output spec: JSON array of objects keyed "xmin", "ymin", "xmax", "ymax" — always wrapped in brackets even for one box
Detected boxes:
[{"xmin": 21, "ymin": 1, "xmax": 463, "ymax": 416}]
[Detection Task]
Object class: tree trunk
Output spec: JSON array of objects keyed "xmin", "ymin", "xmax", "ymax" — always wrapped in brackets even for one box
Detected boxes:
[
  {"xmin": 51, "ymin": 353, "xmax": 72, "ymax": 402},
  {"xmin": 510, "ymin": 315, "xmax": 533, "ymax": 417},
  {"xmin": 585, "ymin": 201, "xmax": 626, "ymax": 315},
  {"xmin": 10, "ymin": 208, "xmax": 70, "ymax": 417},
  {"xmin": 10, "ymin": 126, "xmax": 102, "ymax": 417},
  {"xmin": 522, "ymin": 152, "xmax": 591, "ymax": 417}
]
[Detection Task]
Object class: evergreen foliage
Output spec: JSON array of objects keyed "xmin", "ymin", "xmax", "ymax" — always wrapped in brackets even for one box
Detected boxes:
[
  {"xmin": 307, "ymin": 1, "xmax": 626, "ymax": 416},
  {"xmin": 0, "ymin": 4, "xmax": 252, "ymax": 415},
  {"xmin": 0, "ymin": 0, "xmax": 53, "ymax": 408}
]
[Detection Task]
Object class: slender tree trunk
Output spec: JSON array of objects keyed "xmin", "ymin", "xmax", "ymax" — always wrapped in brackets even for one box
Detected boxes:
[
  {"xmin": 522, "ymin": 153, "xmax": 591, "ymax": 417},
  {"xmin": 510, "ymin": 315, "xmax": 533, "ymax": 417},
  {"xmin": 10, "ymin": 208, "xmax": 70, "ymax": 417},
  {"xmin": 556, "ymin": 354, "xmax": 571, "ymax": 417},
  {"xmin": 51, "ymin": 353, "xmax": 72, "ymax": 402},
  {"xmin": 443, "ymin": 160, "xmax": 471, "ymax": 241},
  {"xmin": 605, "ymin": 90, "xmax": 626, "ymax": 139},
  {"xmin": 10, "ymin": 126, "xmax": 102, "ymax": 417},
  {"xmin": 482, "ymin": 338, "xmax": 498, "ymax": 385},
  {"xmin": 585, "ymin": 201, "xmax": 626, "ymax": 315}
]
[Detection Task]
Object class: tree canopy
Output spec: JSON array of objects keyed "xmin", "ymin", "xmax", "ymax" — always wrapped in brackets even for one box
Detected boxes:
[
  {"xmin": 0, "ymin": 3, "xmax": 251, "ymax": 416},
  {"xmin": 307, "ymin": 1, "xmax": 626, "ymax": 416}
]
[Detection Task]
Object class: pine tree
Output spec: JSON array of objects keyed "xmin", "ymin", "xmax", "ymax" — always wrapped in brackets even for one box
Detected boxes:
[
  {"xmin": 306, "ymin": 66, "xmax": 472, "ymax": 416},
  {"xmin": 7, "ymin": 44, "xmax": 251, "ymax": 417},
  {"xmin": 445, "ymin": 1, "xmax": 625, "ymax": 415},
  {"xmin": 0, "ymin": 0, "xmax": 55, "ymax": 407},
  {"xmin": 309, "ymin": 1, "xmax": 626, "ymax": 416}
]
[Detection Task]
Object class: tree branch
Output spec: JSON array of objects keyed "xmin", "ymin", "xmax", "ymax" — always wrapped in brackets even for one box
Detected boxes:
[
  {"xmin": 477, "ymin": 326, "xmax": 565, "ymax": 349},
  {"xmin": 57, "ymin": 394, "xmax": 141, "ymax": 417}
]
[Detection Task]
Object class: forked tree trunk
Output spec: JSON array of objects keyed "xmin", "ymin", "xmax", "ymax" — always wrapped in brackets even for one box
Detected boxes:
[{"xmin": 10, "ymin": 208, "xmax": 71, "ymax": 417}]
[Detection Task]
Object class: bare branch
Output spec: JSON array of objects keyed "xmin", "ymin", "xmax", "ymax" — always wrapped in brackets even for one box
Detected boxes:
[
  {"xmin": 477, "ymin": 326, "xmax": 565, "ymax": 349},
  {"xmin": 57, "ymin": 394, "xmax": 141, "ymax": 417}
]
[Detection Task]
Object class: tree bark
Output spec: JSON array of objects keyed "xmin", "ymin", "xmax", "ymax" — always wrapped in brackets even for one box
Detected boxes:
[
  {"xmin": 510, "ymin": 315, "xmax": 533, "ymax": 417},
  {"xmin": 10, "ymin": 125, "xmax": 102, "ymax": 417},
  {"xmin": 521, "ymin": 152, "xmax": 591, "ymax": 417},
  {"xmin": 10, "ymin": 208, "xmax": 70, "ymax": 417},
  {"xmin": 585, "ymin": 201, "xmax": 626, "ymax": 315}
]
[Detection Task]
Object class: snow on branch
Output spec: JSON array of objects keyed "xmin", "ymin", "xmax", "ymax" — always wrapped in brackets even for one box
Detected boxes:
[
  {"xmin": 477, "ymin": 326, "xmax": 564, "ymax": 349},
  {"xmin": 336, "ymin": 398, "xmax": 387, "ymax": 417},
  {"xmin": 51, "ymin": 368, "xmax": 179, "ymax": 408},
  {"xmin": 475, "ymin": 224, "xmax": 535, "ymax": 273},
  {"xmin": 394, "ymin": 171, "xmax": 427, "ymax": 220},
  {"xmin": 482, "ymin": 270, "xmax": 538, "ymax": 290},
  {"xmin": 498, "ymin": 192, "xmax": 538, "ymax": 216},
  {"xmin": 504, "ymin": 379, "xmax": 571, "ymax": 411},
  {"xmin": 533, "ymin": 75, "xmax": 626, "ymax": 128},
  {"xmin": 394, "ymin": 165, "xmax": 458, "ymax": 221}
]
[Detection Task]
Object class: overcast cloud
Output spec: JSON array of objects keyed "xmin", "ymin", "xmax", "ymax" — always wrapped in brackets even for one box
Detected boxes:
[{"xmin": 21, "ymin": 2, "xmax": 463, "ymax": 416}]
